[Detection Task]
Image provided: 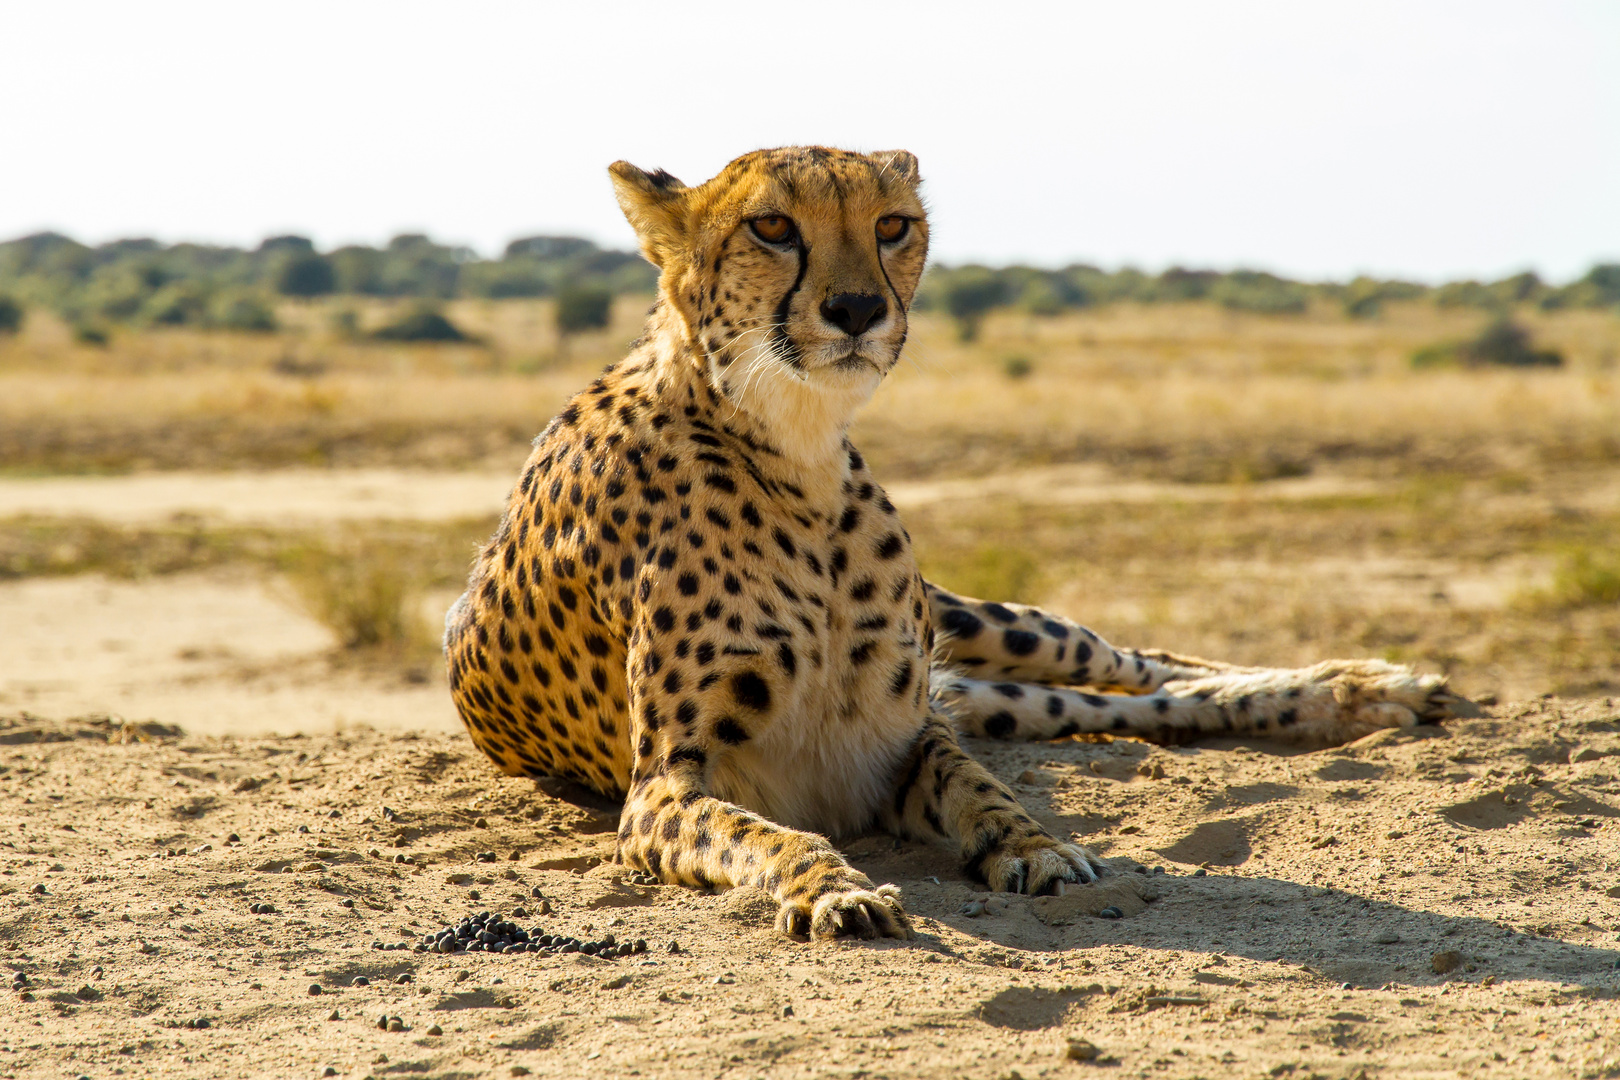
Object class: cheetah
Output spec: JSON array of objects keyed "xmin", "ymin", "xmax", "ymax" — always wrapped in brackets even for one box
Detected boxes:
[{"xmin": 444, "ymin": 146, "xmax": 1472, "ymax": 940}]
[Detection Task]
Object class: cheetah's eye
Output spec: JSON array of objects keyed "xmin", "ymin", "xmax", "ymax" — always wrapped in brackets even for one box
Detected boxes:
[
  {"xmin": 749, "ymin": 216, "xmax": 795, "ymax": 245},
  {"xmin": 876, "ymin": 216, "xmax": 909, "ymax": 243}
]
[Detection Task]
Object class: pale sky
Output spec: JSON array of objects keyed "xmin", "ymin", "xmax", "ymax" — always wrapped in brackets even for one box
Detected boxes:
[{"xmin": 5, "ymin": 1, "xmax": 1618, "ymax": 282}]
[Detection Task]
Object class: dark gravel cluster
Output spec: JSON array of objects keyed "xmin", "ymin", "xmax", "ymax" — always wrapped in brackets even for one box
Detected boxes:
[{"xmin": 414, "ymin": 911, "xmax": 647, "ymax": 959}]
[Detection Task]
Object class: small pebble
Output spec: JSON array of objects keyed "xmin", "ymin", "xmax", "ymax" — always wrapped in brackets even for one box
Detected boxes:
[
  {"xmin": 307, "ymin": 983, "xmax": 323, "ymax": 996},
  {"xmin": 667, "ymin": 941, "xmax": 682, "ymax": 954},
  {"xmin": 1067, "ymin": 1038, "xmax": 1100, "ymax": 1062},
  {"xmin": 427, "ymin": 1024, "xmax": 444, "ymax": 1036},
  {"xmin": 1098, "ymin": 906, "xmax": 1123, "ymax": 920},
  {"xmin": 1431, "ymin": 950, "xmax": 1463, "ymax": 974},
  {"xmin": 298, "ymin": 825, "xmax": 311, "ymax": 834},
  {"xmin": 351, "ymin": 976, "xmax": 369, "ymax": 987},
  {"xmin": 377, "ymin": 1014, "xmax": 390, "ymax": 1030},
  {"xmin": 960, "ymin": 900, "xmax": 986, "ymax": 918},
  {"xmin": 324, "ymin": 1069, "xmax": 337, "ymax": 1077},
  {"xmin": 226, "ymin": 833, "xmax": 240, "ymax": 843},
  {"xmin": 341, "ymin": 899, "xmax": 355, "ymax": 909},
  {"xmin": 781, "ymin": 1004, "xmax": 794, "ymax": 1017},
  {"xmin": 387, "ymin": 1018, "xmax": 406, "ymax": 1032},
  {"xmin": 194, "ymin": 1017, "xmax": 211, "ymax": 1029},
  {"xmin": 327, "ymin": 1009, "xmax": 340, "ymax": 1021},
  {"xmin": 1192, "ymin": 869, "xmax": 1207, "ymax": 877}
]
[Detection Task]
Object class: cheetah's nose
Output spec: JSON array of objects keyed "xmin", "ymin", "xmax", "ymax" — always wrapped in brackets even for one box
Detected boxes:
[{"xmin": 820, "ymin": 293, "xmax": 888, "ymax": 336}]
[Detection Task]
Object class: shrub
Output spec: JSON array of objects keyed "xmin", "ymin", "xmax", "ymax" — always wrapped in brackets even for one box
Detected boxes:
[
  {"xmin": 938, "ymin": 267, "xmax": 1008, "ymax": 341},
  {"xmin": 1412, "ymin": 318, "xmax": 1563, "ymax": 370},
  {"xmin": 1003, "ymin": 356, "xmax": 1034, "ymax": 379},
  {"xmin": 371, "ymin": 305, "xmax": 471, "ymax": 342},
  {"xmin": 209, "ymin": 290, "xmax": 277, "ymax": 332},
  {"xmin": 72, "ymin": 323, "xmax": 109, "ymax": 346},
  {"xmin": 1461, "ymin": 318, "xmax": 1561, "ymax": 368},
  {"xmin": 1155, "ymin": 267, "xmax": 1219, "ymax": 302},
  {"xmin": 1210, "ymin": 271, "xmax": 1308, "ymax": 314},
  {"xmin": 1434, "ymin": 280, "xmax": 1498, "ymax": 309},
  {"xmin": 138, "ymin": 281, "xmax": 211, "ymax": 326},
  {"xmin": 555, "ymin": 284, "xmax": 613, "ymax": 335},
  {"xmin": 274, "ymin": 253, "xmax": 336, "ymax": 297},
  {"xmin": 0, "ymin": 294, "xmax": 22, "ymax": 334}
]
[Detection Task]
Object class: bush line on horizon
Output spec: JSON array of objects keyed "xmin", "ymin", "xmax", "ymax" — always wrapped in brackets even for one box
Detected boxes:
[{"xmin": 0, "ymin": 230, "xmax": 1616, "ymax": 340}]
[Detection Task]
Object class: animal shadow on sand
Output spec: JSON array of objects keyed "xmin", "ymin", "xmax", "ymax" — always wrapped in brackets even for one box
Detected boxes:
[{"xmin": 843, "ymin": 728, "xmax": 1620, "ymax": 993}]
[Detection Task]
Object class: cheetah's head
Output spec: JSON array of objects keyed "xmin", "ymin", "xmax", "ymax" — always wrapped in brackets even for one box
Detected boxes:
[{"xmin": 610, "ymin": 147, "xmax": 929, "ymax": 459}]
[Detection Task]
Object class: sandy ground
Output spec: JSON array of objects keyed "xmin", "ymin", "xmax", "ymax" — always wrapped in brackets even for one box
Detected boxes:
[
  {"xmin": 3, "ymin": 702, "xmax": 1619, "ymax": 1080},
  {"xmin": 0, "ymin": 570, "xmax": 461, "ymax": 737},
  {"xmin": 3, "ymin": 465, "xmax": 1618, "ymax": 1078}
]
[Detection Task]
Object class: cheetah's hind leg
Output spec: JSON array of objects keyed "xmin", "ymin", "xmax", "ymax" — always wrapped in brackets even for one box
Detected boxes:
[{"xmin": 941, "ymin": 658, "xmax": 1481, "ymax": 749}]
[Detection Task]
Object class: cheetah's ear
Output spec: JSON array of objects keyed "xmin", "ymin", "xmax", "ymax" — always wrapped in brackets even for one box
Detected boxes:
[
  {"xmin": 869, "ymin": 150, "xmax": 921, "ymax": 185},
  {"xmin": 609, "ymin": 161, "xmax": 690, "ymax": 269}
]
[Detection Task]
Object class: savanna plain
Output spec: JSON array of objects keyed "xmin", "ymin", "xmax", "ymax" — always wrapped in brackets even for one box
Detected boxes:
[{"xmin": 2, "ymin": 298, "xmax": 1619, "ymax": 1080}]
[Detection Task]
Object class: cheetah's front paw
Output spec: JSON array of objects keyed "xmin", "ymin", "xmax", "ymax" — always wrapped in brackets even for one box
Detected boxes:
[
  {"xmin": 974, "ymin": 829, "xmax": 1102, "ymax": 895},
  {"xmin": 776, "ymin": 881, "xmax": 913, "ymax": 941}
]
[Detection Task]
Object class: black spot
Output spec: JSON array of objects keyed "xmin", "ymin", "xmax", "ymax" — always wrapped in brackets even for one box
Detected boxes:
[
  {"xmin": 777, "ymin": 642, "xmax": 797, "ymax": 678},
  {"xmin": 992, "ymin": 682, "xmax": 1024, "ymax": 699},
  {"xmin": 888, "ymin": 660, "xmax": 912, "ymax": 696},
  {"xmin": 984, "ymin": 711, "xmax": 1017, "ymax": 738},
  {"xmin": 1046, "ymin": 694, "xmax": 1064, "ymax": 718},
  {"xmin": 772, "ymin": 528, "xmax": 795, "ymax": 558},
  {"xmin": 939, "ymin": 608, "xmax": 984, "ymax": 638},
  {"xmin": 667, "ymin": 744, "xmax": 708, "ymax": 770},
  {"xmin": 652, "ymin": 607, "xmax": 675, "ymax": 632},
  {"xmin": 1003, "ymin": 629, "xmax": 1040, "ymax": 656},
  {"xmin": 982, "ymin": 603, "xmax": 1017, "ymax": 623},
  {"xmin": 677, "ymin": 573, "xmax": 699, "ymax": 596},
  {"xmin": 714, "ymin": 718, "xmax": 749, "ymax": 745},
  {"xmin": 731, "ymin": 672, "xmax": 771, "ymax": 711},
  {"xmin": 875, "ymin": 534, "xmax": 903, "ymax": 559}
]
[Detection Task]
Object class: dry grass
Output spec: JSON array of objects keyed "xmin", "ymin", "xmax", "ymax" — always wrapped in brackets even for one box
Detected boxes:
[
  {"xmin": 1, "ymin": 298, "xmax": 1616, "ymax": 697},
  {"xmin": 2, "ymin": 302, "xmax": 1615, "ymax": 478}
]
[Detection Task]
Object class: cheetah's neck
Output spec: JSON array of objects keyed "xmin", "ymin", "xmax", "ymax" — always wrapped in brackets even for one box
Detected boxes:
[{"xmin": 648, "ymin": 307, "xmax": 875, "ymax": 511}]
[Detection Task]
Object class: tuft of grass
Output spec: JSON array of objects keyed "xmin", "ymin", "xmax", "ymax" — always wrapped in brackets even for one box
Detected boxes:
[
  {"xmin": 919, "ymin": 542, "xmax": 1045, "ymax": 606},
  {"xmin": 1535, "ymin": 545, "xmax": 1620, "ymax": 610},
  {"xmin": 280, "ymin": 533, "xmax": 440, "ymax": 656}
]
